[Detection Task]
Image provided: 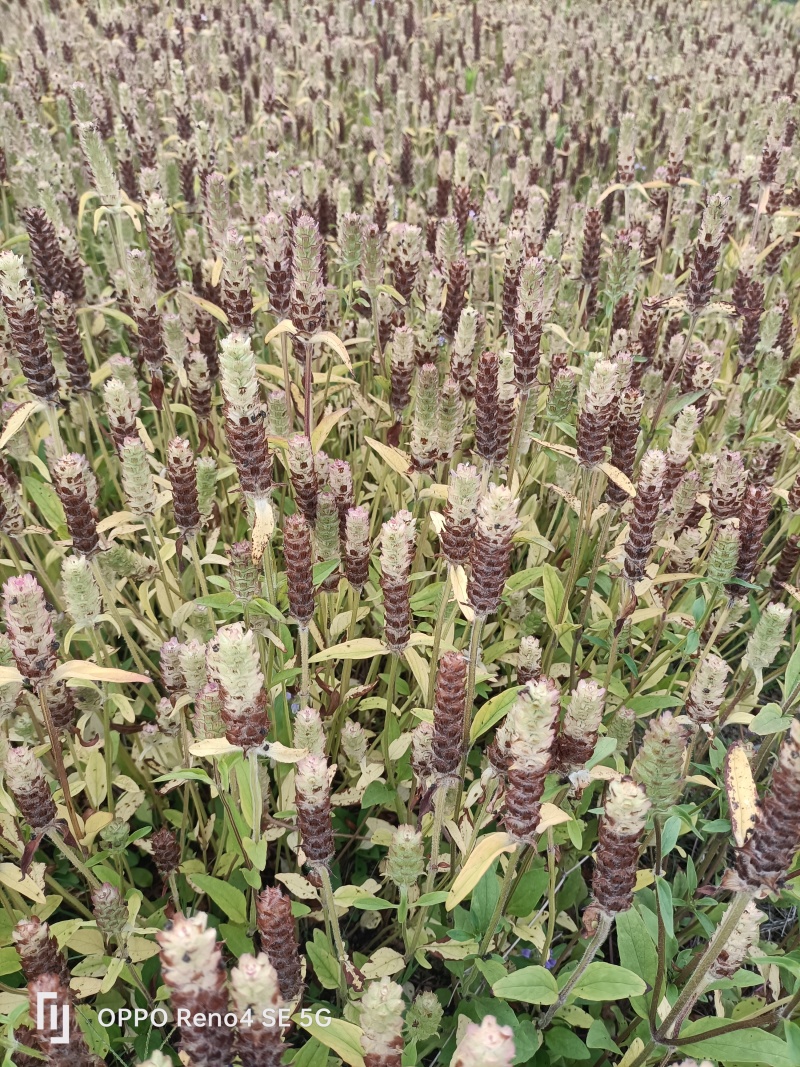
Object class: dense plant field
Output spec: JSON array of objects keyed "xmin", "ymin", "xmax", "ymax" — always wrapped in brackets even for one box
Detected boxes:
[{"xmin": 2, "ymin": 0, "xmax": 800, "ymax": 1065}]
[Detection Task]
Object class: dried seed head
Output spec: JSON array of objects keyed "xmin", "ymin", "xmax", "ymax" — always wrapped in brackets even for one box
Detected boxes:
[
  {"xmin": 631, "ymin": 712, "xmax": 688, "ymax": 816},
  {"xmin": 687, "ymin": 195, "xmax": 728, "ymax": 313},
  {"xmin": 411, "ymin": 720, "xmax": 435, "ymax": 786},
  {"xmin": 120, "ymin": 437, "xmax": 157, "ymax": 516},
  {"xmin": 53, "ymin": 453, "xmax": 99, "ymax": 558},
  {"xmin": 517, "ymin": 636, "xmax": 542, "ymax": 685},
  {"xmin": 284, "ymin": 513, "xmax": 315, "ymax": 625},
  {"xmin": 577, "ymin": 359, "xmax": 618, "ymax": 468},
  {"xmin": 77, "ymin": 121, "xmax": 119, "ymax": 203},
  {"xmin": 219, "ymin": 333, "xmax": 260, "ymax": 419},
  {"xmin": 557, "ymin": 679, "xmax": 606, "ymax": 771},
  {"xmin": 451, "ymin": 1016, "xmax": 516, "ymax": 1067},
  {"xmin": 707, "ymin": 902, "xmax": 762, "ymax": 981},
  {"xmin": 0, "ymin": 252, "xmax": 59, "ymax": 403},
  {"xmin": 256, "ymin": 886, "xmax": 303, "ymax": 1000},
  {"xmin": 61, "ymin": 556, "xmax": 102, "ymax": 628},
  {"xmin": 179, "ymin": 640, "xmax": 208, "ymax": 699},
  {"xmin": 386, "ymin": 824, "xmax": 425, "ymax": 889},
  {"xmin": 91, "ymin": 882, "xmax": 128, "ymax": 940},
  {"xmin": 706, "ymin": 520, "xmax": 741, "ymax": 587},
  {"xmin": 288, "ymin": 434, "xmax": 319, "ymax": 524},
  {"xmin": 167, "ymin": 437, "xmax": 200, "ymax": 535},
  {"xmin": 344, "ymin": 506, "xmax": 371, "ymax": 590},
  {"xmin": 744, "ymin": 601, "xmax": 791, "ymax": 677},
  {"xmin": 229, "ymin": 541, "xmax": 260, "ymax": 603},
  {"xmin": 390, "ymin": 326, "xmax": 415, "ymax": 413},
  {"xmin": 380, "ymin": 511, "xmax": 416, "ymax": 652},
  {"xmin": 441, "ymin": 463, "xmax": 481, "ymax": 567},
  {"xmin": 207, "ymin": 623, "xmax": 268, "ymax": 752},
  {"xmin": 591, "ymin": 777, "xmax": 651, "ymax": 916},
  {"xmin": 104, "ymin": 377, "xmax": 141, "ymax": 451},
  {"xmin": 468, "ymin": 484, "xmax": 521, "ymax": 616},
  {"xmin": 295, "ymin": 754, "xmax": 335, "ymax": 865},
  {"xmin": 5, "ymin": 746, "xmax": 56, "ymax": 829},
  {"xmin": 220, "ymin": 227, "xmax": 254, "ymax": 334},
  {"xmin": 3, "ymin": 574, "xmax": 57, "ymax": 683},
  {"xmin": 438, "ymin": 377, "xmax": 465, "ymax": 463},
  {"xmin": 293, "ymin": 706, "xmax": 325, "ymax": 756},
  {"xmin": 360, "ymin": 978, "xmax": 405, "ymax": 1065},
  {"xmin": 150, "ymin": 827, "xmax": 181, "ymax": 878},
  {"xmin": 432, "ymin": 651, "xmax": 468, "ymax": 777},
  {"xmin": 623, "ymin": 449, "xmax": 666, "ymax": 585},
  {"xmin": 291, "ymin": 215, "xmax": 326, "ymax": 338},
  {"xmin": 196, "ymin": 457, "xmax": 217, "ymax": 521},
  {"xmin": 51, "ymin": 291, "xmax": 91, "ymax": 393},
  {"xmin": 13, "ymin": 916, "xmax": 69, "ymax": 983},
  {"xmin": 341, "ymin": 720, "xmax": 368, "ymax": 766},
  {"xmin": 411, "ymin": 363, "xmax": 439, "ymax": 471},
  {"xmin": 733, "ymin": 719, "xmax": 800, "ymax": 895},
  {"xmin": 686, "ymin": 654, "xmax": 730, "ymax": 725}
]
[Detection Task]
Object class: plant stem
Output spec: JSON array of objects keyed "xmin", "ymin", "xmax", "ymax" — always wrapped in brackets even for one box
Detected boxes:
[
  {"xmin": 299, "ymin": 625, "xmax": 310, "ymax": 706},
  {"xmin": 38, "ymin": 686, "xmax": 84, "ymax": 849},
  {"xmin": 317, "ymin": 864, "xmax": 348, "ymax": 996},
  {"xmin": 540, "ymin": 910, "xmax": 614, "ymax": 1028}
]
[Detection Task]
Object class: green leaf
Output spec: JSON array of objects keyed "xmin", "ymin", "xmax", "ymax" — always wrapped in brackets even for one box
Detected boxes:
[
  {"xmin": 22, "ymin": 476, "xmax": 66, "ymax": 533},
  {"xmin": 470, "ymin": 686, "xmax": 521, "ymax": 742},
  {"xmin": 416, "ymin": 891, "xmax": 450, "ymax": 906},
  {"xmin": 679, "ymin": 1022, "xmax": 795, "ymax": 1067},
  {"xmin": 296, "ymin": 1014, "xmax": 365, "ymax": 1067},
  {"xmin": 187, "ymin": 874, "xmax": 247, "ymax": 925},
  {"xmin": 586, "ymin": 1018, "xmax": 620, "ymax": 1053},
  {"xmin": 750, "ymin": 702, "xmax": 794, "ymax": 735},
  {"xmin": 351, "ymin": 896, "xmax": 397, "ymax": 911},
  {"xmin": 313, "ymin": 559, "xmax": 341, "ymax": 586},
  {"xmin": 542, "ymin": 563, "xmax": 566, "ymax": 627},
  {"xmin": 492, "ymin": 965, "xmax": 559, "ymax": 1005},
  {"xmin": 660, "ymin": 815, "xmax": 682, "ymax": 858},
  {"xmin": 570, "ymin": 963, "xmax": 646, "ymax": 1002},
  {"xmin": 784, "ymin": 639, "xmax": 800, "ymax": 701},
  {"xmin": 544, "ymin": 1027, "xmax": 590, "ymax": 1060},
  {"xmin": 615, "ymin": 905, "xmax": 657, "ymax": 990},
  {"xmin": 0, "ymin": 946, "xmax": 21, "ymax": 976},
  {"xmin": 305, "ymin": 931, "xmax": 341, "ymax": 991}
]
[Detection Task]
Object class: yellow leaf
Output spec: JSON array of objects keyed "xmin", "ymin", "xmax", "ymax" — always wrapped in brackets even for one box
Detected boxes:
[
  {"xmin": 311, "ymin": 408, "xmax": 350, "ymax": 452},
  {"xmin": 725, "ymin": 742, "xmax": 758, "ymax": 848},
  {"xmin": 365, "ymin": 436, "xmax": 411, "ymax": 476},
  {"xmin": 77, "ymin": 189, "xmax": 98, "ymax": 232},
  {"xmin": 176, "ymin": 288, "xmax": 229, "ymax": 325},
  {"xmin": 308, "ymin": 638, "xmax": 386, "ymax": 664},
  {"xmin": 403, "ymin": 645, "xmax": 429, "ymax": 697},
  {"xmin": 251, "ymin": 496, "xmax": 275, "ymax": 565},
  {"xmin": 0, "ymin": 400, "xmax": 39, "ymax": 450},
  {"xmin": 618, "ymin": 1039, "xmax": 645, "ymax": 1067},
  {"xmin": 450, "ymin": 564, "xmax": 475, "ymax": 623},
  {"xmin": 0, "ymin": 862, "xmax": 46, "ymax": 904},
  {"xmin": 126, "ymin": 936, "xmax": 159, "ymax": 962},
  {"xmin": 446, "ymin": 832, "xmax": 517, "ymax": 911},
  {"xmin": 92, "ymin": 205, "xmax": 108, "ymax": 233},
  {"xmin": 296, "ymin": 1016, "xmax": 365, "ymax": 1067},
  {"xmin": 0, "ymin": 665, "xmax": 21, "ymax": 684},
  {"xmin": 210, "ymin": 257, "xmax": 224, "ymax": 287},
  {"xmin": 536, "ymin": 803, "xmax": 573, "ymax": 833},
  {"xmin": 361, "ymin": 947, "xmax": 405, "ymax": 979},
  {"xmin": 634, "ymin": 870, "xmax": 655, "ymax": 891},
  {"xmin": 264, "ymin": 319, "xmax": 298, "ymax": 346},
  {"xmin": 601, "ymin": 462, "xmax": 636, "ymax": 498},
  {"xmin": 596, "ymin": 181, "xmax": 625, "ymax": 204},
  {"xmin": 276, "ymin": 872, "xmax": 320, "ymax": 900},
  {"xmin": 189, "ymin": 737, "xmax": 238, "ymax": 758},
  {"xmin": 543, "ymin": 322, "xmax": 575, "ymax": 348},
  {"xmin": 53, "ymin": 662, "xmax": 151, "ymax": 684},
  {"xmin": 265, "ymin": 741, "xmax": 308, "ymax": 764},
  {"xmin": 310, "ymin": 330, "xmax": 353, "ymax": 372}
]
